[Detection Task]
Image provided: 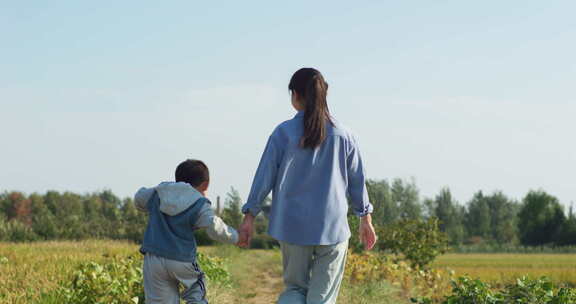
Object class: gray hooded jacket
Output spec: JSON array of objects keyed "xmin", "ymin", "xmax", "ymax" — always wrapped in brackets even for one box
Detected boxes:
[{"xmin": 135, "ymin": 182, "xmax": 238, "ymax": 262}]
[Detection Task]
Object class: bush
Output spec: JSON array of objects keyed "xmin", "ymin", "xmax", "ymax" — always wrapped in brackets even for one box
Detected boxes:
[
  {"xmin": 56, "ymin": 255, "xmax": 144, "ymax": 304},
  {"xmin": 346, "ymin": 252, "xmax": 454, "ymax": 301},
  {"xmin": 349, "ymin": 216, "xmax": 449, "ymax": 269},
  {"xmin": 196, "ymin": 252, "xmax": 232, "ymax": 287},
  {"xmin": 194, "ymin": 229, "xmax": 216, "ymax": 246},
  {"xmin": 378, "ymin": 218, "xmax": 449, "ymax": 269},
  {"xmin": 250, "ymin": 234, "xmax": 279, "ymax": 249},
  {"xmin": 413, "ymin": 276, "xmax": 576, "ymax": 304},
  {"xmin": 502, "ymin": 276, "xmax": 576, "ymax": 303},
  {"xmin": 348, "ymin": 215, "xmax": 363, "ymax": 253},
  {"xmin": 0, "ymin": 218, "xmax": 38, "ymax": 242},
  {"xmin": 48, "ymin": 253, "xmax": 231, "ymax": 303}
]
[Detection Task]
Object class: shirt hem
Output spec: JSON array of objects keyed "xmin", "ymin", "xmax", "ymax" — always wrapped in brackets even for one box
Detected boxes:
[{"xmin": 140, "ymin": 245, "xmax": 197, "ymax": 263}]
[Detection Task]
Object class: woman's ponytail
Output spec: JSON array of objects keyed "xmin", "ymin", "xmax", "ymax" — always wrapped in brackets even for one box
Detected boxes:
[{"xmin": 288, "ymin": 68, "xmax": 332, "ymax": 149}]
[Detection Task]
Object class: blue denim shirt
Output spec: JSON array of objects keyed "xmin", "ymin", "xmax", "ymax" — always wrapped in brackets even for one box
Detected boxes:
[{"xmin": 242, "ymin": 111, "xmax": 373, "ymax": 245}]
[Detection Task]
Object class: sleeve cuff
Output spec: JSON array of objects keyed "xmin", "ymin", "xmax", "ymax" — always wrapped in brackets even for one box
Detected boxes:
[
  {"xmin": 354, "ymin": 203, "xmax": 374, "ymax": 217},
  {"xmin": 242, "ymin": 204, "xmax": 261, "ymax": 217}
]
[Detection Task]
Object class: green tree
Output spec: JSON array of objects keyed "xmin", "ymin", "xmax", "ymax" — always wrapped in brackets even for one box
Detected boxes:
[
  {"xmin": 29, "ymin": 193, "xmax": 59, "ymax": 240},
  {"xmin": 99, "ymin": 190, "xmax": 122, "ymax": 222},
  {"xmin": 366, "ymin": 179, "xmax": 395, "ymax": 225},
  {"xmin": 390, "ymin": 178, "xmax": 422, "ymax": 220},
  {"xmin": 555, "ymin": 204, "xmax": 576, "ymax": 246},
  {"xmin": 465, "ymin": 191, "xmax": 492, "ymax": 240},
  {"xmin": 120, "ymin": 198, "xmax": 147, "ymax": 242},
  {"xmin": 518, "ymin": 190, "xmax": 565, "ymax": 246},
  {"xmin": 425, "ymin": 188, "xmax": 465, "ymax": 245},
  {"xmin": 486, "ymin": 191, "xmax": 519, "ymax": 244},
  {"xmin": 222, "ymin": 187, "xmax": 243, "ymax": 229}
]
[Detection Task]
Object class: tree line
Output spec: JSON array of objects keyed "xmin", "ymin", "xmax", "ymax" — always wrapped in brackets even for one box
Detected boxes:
[
  {"xmin": 367, "ymin": 179, "xmax": 576, "ymax": 247},
  {"xmin": 1, "ymin": 179, "xmax": 575, "ymax": 248}
]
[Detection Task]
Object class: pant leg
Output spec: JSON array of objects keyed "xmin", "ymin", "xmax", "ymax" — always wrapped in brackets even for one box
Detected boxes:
[
  {"xmin": 165, "ymin": 259, "xmax": 208, "ymax": 304},
  {"xmin": 143, "ymin": 253, "xmax": 180, "ymax": 304},
  {"xmin": 277, "ymin": 241, "xmax": 314, "ymax": 304},
  {"xmin": 306, "ymin": 240, "xmax": 349, "ymax": 304}
]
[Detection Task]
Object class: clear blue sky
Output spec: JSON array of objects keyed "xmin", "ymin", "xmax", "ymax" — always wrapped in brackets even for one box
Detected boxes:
[{"xmin": 1, "ymin": 1, "xmax": 575, "ymax": 207}]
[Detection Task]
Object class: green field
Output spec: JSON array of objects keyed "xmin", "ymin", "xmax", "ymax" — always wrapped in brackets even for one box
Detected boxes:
[{"xmin": 1, "ymin": 241, "xmax": 575, "ymax": 303}]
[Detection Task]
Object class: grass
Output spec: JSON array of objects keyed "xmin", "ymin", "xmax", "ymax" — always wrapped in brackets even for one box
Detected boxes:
[
  {"xmin": 206, "ymin": 246, "xmax": 284, "ymax": 303},
  {"xmin": 339, "ymin": 280, "xmax": 405, "ymax": 304}
]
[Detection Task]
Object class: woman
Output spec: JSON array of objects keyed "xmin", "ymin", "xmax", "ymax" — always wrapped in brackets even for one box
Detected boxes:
[{"xmin": 239, "ymin": 68, "xmax": 377, "ymax": 304}]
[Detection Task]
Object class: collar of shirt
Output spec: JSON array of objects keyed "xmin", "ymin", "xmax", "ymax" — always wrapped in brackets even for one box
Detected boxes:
[{"xmin": 294, "ymin": 111, "xmax": 304, "ymax": 118}]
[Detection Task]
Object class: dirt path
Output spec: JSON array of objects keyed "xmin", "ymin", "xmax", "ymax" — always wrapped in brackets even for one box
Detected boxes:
[{"xmin": 231, "ymin": 250, "xmax": 284, "ymax": 304}]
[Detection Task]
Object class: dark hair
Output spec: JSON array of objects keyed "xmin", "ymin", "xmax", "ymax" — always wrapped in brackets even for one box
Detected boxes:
[
  {"xmin": 175, "ymin": 159, "xmax": 209, "ymax": 187},
  {"xmin": 288, "ymin": 68, "xmax": 332, "ymax": 149}
]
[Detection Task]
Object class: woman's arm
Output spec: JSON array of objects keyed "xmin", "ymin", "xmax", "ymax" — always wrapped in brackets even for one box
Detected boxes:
[
  {"xmin": 347, "ymin": 137, "xmax": 374, "ymax": 217},
  {"xmin": 239, "ymin": 131, "xmax": 282, "ymax": 247},
  {"xmin": 347, "ymin": 137, "xmax": 377, "ymax": 250},
  {"xmin": 241, "ymin": 132, "xmax": 282, "ymax": 217}
]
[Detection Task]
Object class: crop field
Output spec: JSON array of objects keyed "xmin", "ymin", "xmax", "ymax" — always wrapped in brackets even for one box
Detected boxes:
[
  {"xmin": 433, "ymin": 253, "xmax": 576, "ymax": 287},
  {"xmin": 0, "ymin": 241, "xmax": 140, "ymax": 304},
  {"xmin": 1, "ymin": 241, "xmax": 576, "ymax": 303}
]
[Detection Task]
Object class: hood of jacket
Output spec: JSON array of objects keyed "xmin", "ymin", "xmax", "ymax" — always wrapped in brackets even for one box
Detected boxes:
[{"xmin": 155, "ymin": 181, "xmax": 203, "ymax": 216}]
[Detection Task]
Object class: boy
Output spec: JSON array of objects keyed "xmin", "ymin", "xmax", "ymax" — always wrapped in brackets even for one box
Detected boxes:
[{"xmin": 134, "ymin": 159, "xmax": 239, "ymax": 304}]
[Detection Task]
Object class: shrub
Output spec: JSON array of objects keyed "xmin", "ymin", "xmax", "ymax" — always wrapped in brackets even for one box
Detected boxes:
[
  {"xmin": 250, "ymin": 234, "xmax": 279, "ymax": 249},
  {"xmin": 196, "ymin": 252, "xmax": 232, "ymax": 287},
  {"xmin": 346, "ymin": 252, "xmax": 454, "ymax": 301},
  {"xmin": 378, "ymin": 218, "xmax": 449, "ymax": 269},
  {"xmin": 194, "ymin": 229, "xmax": 216, "ymax": 246},
  {"xmin": 50, "ymin": 253, "xmax": 231, "ymax": 303},
  {"xmin": 431, "ymin": 277, "xmax": 500, "ymax": 304},
  {"xmin": 413, "ymin": 276, "xmax": 576, "ymax": 304},
  {"xmin": 56, "ymin": 255, "xmax": 144, "ymax": 304},
  {"xmin": 0, "ymin": 218, "xmax": 38, "ymax": 242},
  {"xmin": 501, "ymin": 276, "xmax": 576, "ymax": 304}
]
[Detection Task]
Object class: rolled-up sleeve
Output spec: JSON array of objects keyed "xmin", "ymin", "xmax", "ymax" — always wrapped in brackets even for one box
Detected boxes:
[
  {"xmin": 347, "ymin": 137, "xmax": 373, "ymax": 217},
  {"xmin": 242, "ymin": 131, "xmax": 282, "ymax": 217}
]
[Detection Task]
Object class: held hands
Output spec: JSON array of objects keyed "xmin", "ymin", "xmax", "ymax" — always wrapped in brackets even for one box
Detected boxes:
[
  {"xmin": 237, "ymin": 214, "xmax": 255, "ymax": 248},
  {"xmin": 359, "ymin": 214, "xmax": 377, "ymax": 251}
]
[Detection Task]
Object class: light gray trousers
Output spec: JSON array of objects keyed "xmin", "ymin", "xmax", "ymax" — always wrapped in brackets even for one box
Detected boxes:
[
  {"xmin": 278, "ymin": 240, "xmax": 348, "ymax": 304},
  {"xmin": 143, "ymin": 253, "xmax": 208, "ymax": 304}
]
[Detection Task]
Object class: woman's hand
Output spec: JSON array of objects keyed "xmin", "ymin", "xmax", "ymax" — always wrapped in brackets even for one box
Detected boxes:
[
  {"xmin": 238, "ymin": 214, "xmax": 255, "ymax": 248},
  {"xmin": 359, "ymin": 214, "xmax": 377, "ymax": 250}
]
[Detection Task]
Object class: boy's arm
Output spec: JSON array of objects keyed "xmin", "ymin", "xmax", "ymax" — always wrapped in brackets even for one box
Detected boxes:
[
  {"xmin": 134, "ymin": 187, "xmax": 155, "ymax": 212},
  {"xmin": 194, "ymin": 203, "xmax": 239, "ymax": 244}
]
